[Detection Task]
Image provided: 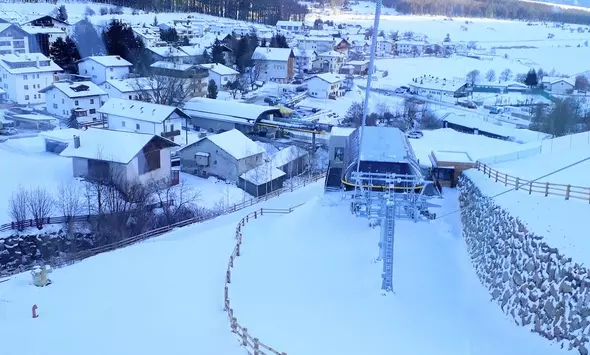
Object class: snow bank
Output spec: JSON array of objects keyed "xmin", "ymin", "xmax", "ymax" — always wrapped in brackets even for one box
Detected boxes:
[{"xmin": 459, "ymin": 174, "xmax": 590, "ymax": 354}]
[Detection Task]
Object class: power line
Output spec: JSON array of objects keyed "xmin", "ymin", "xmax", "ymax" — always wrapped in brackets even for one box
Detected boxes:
[{"xmin": 433, "ymin": 155, "xmax": 590, "ymax": 221}]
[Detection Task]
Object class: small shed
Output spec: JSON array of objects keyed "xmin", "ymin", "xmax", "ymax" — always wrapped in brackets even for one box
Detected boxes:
[
  {"xmin": 429, "ymin": 150, "xmax": 475, "ymax": 188},
  {"xmin": 239, "ymin": 162, "xmax": 286, "ymax": 197},
  {"xmin": 39, "ymin": 128, "xmax": 81, "ymax": 154}
]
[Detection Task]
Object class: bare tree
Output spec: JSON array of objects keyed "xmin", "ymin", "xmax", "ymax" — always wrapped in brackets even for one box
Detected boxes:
[
  {"xmin": 9, "ymin": 186, "xmax": 28, "ymax": 231},
  {"xmin": 26, "ymin": 187, "xmax": 54, "ymax": 229},
  {"xmin": 57, "ymin": 181, "xmax": 84, "ymax": 241},
  {"xmin": 499, "ymin": 68, "xmax": 513, "ymax": 82},
  {"xmin": 151, "ymin": 177, "xmax": 201, "ymax": 226},
  {"xmin": 465, "ymin": 69, "xmax": 480, "ymax": 85},
  {"xmin": 485, "ymin": 69, "xmax": 496, "ymax": 82},
  {"xmin": 248, "ymin": 54, "xmax": 267, "ymax": 90},
  {"xmin": 133, "ymin": 73, "xmax": 198, "ymax": 106}
]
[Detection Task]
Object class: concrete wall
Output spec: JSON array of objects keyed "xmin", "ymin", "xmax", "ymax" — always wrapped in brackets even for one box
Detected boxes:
[{"xmin": 459, "ymin": 174, "xmax": 590, "ymax": 355}]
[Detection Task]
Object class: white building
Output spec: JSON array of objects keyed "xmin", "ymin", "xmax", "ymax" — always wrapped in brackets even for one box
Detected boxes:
[
  {"xmin": 314, "ymin": 50, "xmax": 346, "ymax": 73},
  {"xmin": 0, "ymin": 53, "xmax": 62, "ymax": 104},
  {"xmin": 199, "ymin": 63, "xmax": 239, "ymax": 89},
  {"xmin": 77, "ymin": 55, "xmax": 133, "ymax": 85},
  {"xmin": 307, "ymin": 73, "xmax": 345, "ymax": 99},
  {"xmin": 408, "ymin": 77, "xmax": 468, "ymax": 100},
  {"xmin": 21, "ymin": 25, "xmax": 66, "ymax": 46},
  {"xmin": 132, "ymin": 27, "xmax": 160, "ymax": 47},
  {"xmin": 102, "ymin": 77, "xmax": 154, "ymax": 101},
  {"xmin": 292, "ymin": 48, "xmax": 317, "ymax": 74},
  {"xmin": 297, "ymin": 36, "xmax": 335, "ymax": 54},
  {"xmin": 99, "ymin": 98, "xmax": 191, "ymax": 143},
  {"xmin": 59, "ymin": 127, "xmax": 178, "ymax": 186},
  {"xmin": 252, "ymin": 47, "xmax": 295, "ymax": 83},
  {"xmin": 375, "ymin": 38, "xmax": 394, "ymax": 56},
  {"xmin": 396, "ymin": 40, "xmax": 425, "ymax": 55},
  {"xmin": 39, "ymin": 80, "xmax": 107, "ymax": 122},
  {"xmin": 276, "ymin": 20, "xmax": 304, "ymax": 33},
  {"xmin": 0, "ymin": 23, "xmax": 30, "ymax": 55},
  {"xmin": 542, "ymin": 76, "xmax": 575, "ymax": 94}
]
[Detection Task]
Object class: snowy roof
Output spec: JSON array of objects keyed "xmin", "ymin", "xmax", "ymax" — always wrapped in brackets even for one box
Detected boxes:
[
  {"xmin": 39, "ymin": 81, "xmax": 106, "ymax": 98},
  {"xmin": 99, "ymin": 98, "xmax": 190, "ymax": 123},
  {"xmin": 396, "ymin": 40, "xmax": 426, "ymax": 46},
  {"xmin": 148, "ymin": 46, "xmax": 190, "ymax": 58},
  {"xmin": 39, "ymin": 128, "xmax": 82, "ymax": 142},
  {"xmin": 252, "ymin": 47, "xmax": 293, "ymax": 62},
  {"xmin": 200, "ymin": 63, "xmax": 239, "ymax": 76},
  {"xmin": 205, "ymin": 129, "xmax": 265, "ymax": 160},
  {"xmin": 240, "ymin": 162, "xmax": 286, "ymax": 185},
  {"xmin": 291, "ymin": 47, "xmax": 317, "ymax": 58},
  {"xmin": 359, "ymin": 126, "xmax": 410, "ymax": 163},
  {"xmin": 150, "ymin": 61, "xmax": 197, "ymax": 71},
  {"xmin": 0, "ymin": 53, "xmax": 62, "ymax": 74},
  {"xmin": 442, "ymin": 113, "xmax": 512, "ymax": 138},
  {"xmin": 183, "ymin": 97, "xmax": 280, "ymax": 123},
  {"xmin": 347, "ymin": 60, "xmax": 369, "ymax": 65},
  {"xmin": 59, "ymin": 128, "xmax": 178, "ymax": 164},
  {"xmin": 318, "ymin": 50, "xmax": 345, "ymax": 58},
  {"xmin": 276, "ymin": 20, "xmax": 303, "ymax": 27},
  {"xmin": 20, "ymin": 25, "xmax": 66, "ymax": 35},
  {"xmin": 432, "ymin": 150, "xmax": 473, "ymax": 164},
  {"xmin": 105, "ymin": 77, "xmax": 152, "ymax": 93},
  {"xmin": 311, "ymin": 73, "xmax": 344, "ymax": 84},
  {"xmin": 79, "ymin": 55, "xmax": 132, "ymax": 67},
  {"xmin": 270, "ymin": 145, "xmax": 308, "ymax": 168},
  {"xmin": 542, "ymin": 76, "xmax": 574, "ymax": 85},
  {"xmin": 409, "ymin": 78, "xmax": 467, "ymax": 93},
  {"xmin": 298, "ymin": 36, "xmax": 335, "ymax": 42},
  {"xmin": 330, "ymin": 127, "xmax": 355, "ymax": 137},
  {"xmin": 178, "ymin": 45, "xmax": 205, "ymax": 56}
]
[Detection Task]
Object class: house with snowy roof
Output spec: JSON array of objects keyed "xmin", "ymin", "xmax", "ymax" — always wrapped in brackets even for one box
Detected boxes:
[
  {"xmin": 98, "ymin": 98, "xmax": 191, "ymax": 143},
  {"xmin": 77, "ymin": 55, "xmax": 133, "ymax": 85},
  {"xmin": 0, "ymin": 23, "xmax": 31, "ymax": 55},
  {"xmin": 177, "ymin": 128, "xmax": 265, "ymax": 182},
  {"xmin": 314, "ymin": 50, "xmax": 347, "ymax": 73},
  {"xmin": 292, "ymin": 47, "xmax": 317, "ymax": 74},
  {"xmin": 270, "ymin": 145, "xmax": 309, "ymax": 176},
  {"xmin": 0, "ymin": 52, "xmax": 62, "ymax": 104},
  {"xmin": 39, "ymin": 80, "xmax": 107, "ymax": 122},
  {"xmin": 307, "ymin": 73, "xmax": 345, "ymax": 99},
  {"xmin": 102, "ymin": 77, "xmax": 154, "ymax": 101},
  {"xmin": 276, "ymin": 20, "xmax": 304, "ymax": 34},
  {"xmin": 59, "ymin": 127, "xmax": 178, "ymax": 186},
  {"xmin": 541, "ymin": 76, "xmax": 575, "ymax": 94},
  {"xmin": 199, "ymin": 63, "xmax": 239, "ymax": 89},
  {"xmin": 252, "ymin": 47, "xmax": 295, "ymax": 83}
]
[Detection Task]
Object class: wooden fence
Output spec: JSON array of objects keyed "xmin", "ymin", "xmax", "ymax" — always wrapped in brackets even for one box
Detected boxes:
[
  {"xmin": 0, "ymin": 173, "xmax": 325, "ymax": 278},
  {"xmin": 224, "ymin": 208, "xmax": 296, "ymax": 355},
  {"xmin": 475, "ymin": 161, "xmax": 590, "ymax": 202}
]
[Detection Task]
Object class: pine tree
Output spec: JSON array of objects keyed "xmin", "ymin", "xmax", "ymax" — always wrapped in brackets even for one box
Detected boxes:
[
  {"xmin": 68, "ymin": 112, "xmax": 79, "ymax": 129},
  {"xmin": 49, "ymin": 37, "xmax": 67, "ymax": 67},
  {"xmin": 202, "ymin": 49, "xmax": 212, "ymax": 63},
  {"xmin": 524, "ymin": 69, "xmax": 538, "ymax": 88},
  {"xmin": 153, "ymin": 15, "xmax": 158, "ymax": 26},
  {"xmin": 181, "ymin": 36, "xmax": 190, "ymax": 46},
  {"xmin": 444, "ymin": 33, "xmax": 451, "ymax": 42},
  {"xmin": 56, "ymin": 5, "xmax": 68, "ymax": 22},
  {"xmin": 211, "ymin": 39, "xmax": 226, "ymax": 65},
  {"xmin": 207, "ymin": 79, "xmax": 218, "ymax": 99}
]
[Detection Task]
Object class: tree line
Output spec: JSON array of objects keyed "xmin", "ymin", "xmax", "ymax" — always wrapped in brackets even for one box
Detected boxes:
[
  {"xmin": 90, "ymin": 0, "xmax": 307, "ymax": 25},
  {"xmin": 380, "ymin": 0, "xmax": 590, "ymax": 24}
]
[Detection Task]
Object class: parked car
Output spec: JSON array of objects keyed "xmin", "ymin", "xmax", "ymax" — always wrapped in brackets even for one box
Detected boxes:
[
  {"xmin": 0, "ymin": 127, "xmax": 17, "ymax": 135},
  {"xmin": 406, "ymin": 130, "xmax": 424, "ymax": 139},
  {"xmin": 264, "ymin": 96, "xmax": 281, "ymax": 105}
]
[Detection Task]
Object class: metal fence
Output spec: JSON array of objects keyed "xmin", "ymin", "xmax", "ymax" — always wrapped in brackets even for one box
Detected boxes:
[{"xmin": 475, "ymin": 161, "xmax": 590, "ymax": 202}]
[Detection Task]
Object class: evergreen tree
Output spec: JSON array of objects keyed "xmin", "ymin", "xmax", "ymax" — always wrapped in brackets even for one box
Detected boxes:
[
  {"xmin": 261, "ymin": 38, "xmax": 268, "ymax": 47},
  {"xmin": 72, "ymin": 19, "xmax": 105, "ymax": 56},
  {"xmin": 49, "ymin": 36, "xmax": 80, "ymax": 73},
  {"xmin": 160, "ymin": 28, "xmax": 179, "ymax": 43},
  {"xmin": 153, "ymin": 15, "xmax": 158, "ymax": 26},
  {"xmin": 56, "ymin": 5, "xmax": 68, "ymax": 22},
  {"xmin": 207, "ymin": 79, "xmax": 218, "ymax": 99},
  {"xmin": 444, "ymin": 33, "xmax": 451, "ymax": 42},
  {"xmin": 202, "ymin": 49, "xmax": 212, "ymax": 63},
  {"xmin": 68, "ymin": 112, "xmax": 79, "ymax": 129},
  {"xmin": 269, "ymin": 34, "xmax": 289, "ymax": 48},
  {"xmin": 211, "ymin": 39, "xmax": 226, "ymax": 65},
  {"xmin": 524, "ymin": 69, "xmax": 538, "ymax": 88},
  {"xmin": 181, "ymin": 36, "xmax": 190, "ymax": 46}
]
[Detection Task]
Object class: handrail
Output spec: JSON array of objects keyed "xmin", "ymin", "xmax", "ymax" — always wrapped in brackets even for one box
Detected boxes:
[
  {"xmin": 224, "ymin": 207, "xmax": 299, "ymax": 355},
  {"xmin": 0, "ymin": 173, "xmax": 325, "ymax": 278},
  {"xmin": 474, "ymin": 161, "xmax": 590, "ymax": 202}
]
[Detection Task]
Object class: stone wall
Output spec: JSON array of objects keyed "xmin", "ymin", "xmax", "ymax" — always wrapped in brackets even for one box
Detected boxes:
[
  {"xmin": 459, "ymin": 174, "xmax": 590, "ymax": 355},
  {"xmin": 0, "ymin": 230, "xmax": 94, "ymax": 275}
]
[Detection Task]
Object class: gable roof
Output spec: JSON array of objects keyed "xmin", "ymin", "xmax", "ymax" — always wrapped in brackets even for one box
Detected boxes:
[
  {"xmin": 0, "ymin": 23, "xmax": 29, "ymax": 37},
  {"xmin": 252, "ymin": 47, "xmax": 293, "ymax": 62},
  {"xmin": 240, "ymin": 162, "xmax": 285, "ymax": 185},
  {"xmin": 98, "ymin": 98, "xmax": 190, "ymax": 123},
  {"xmin": 311, "ymin": 73, "xmax": 343, "ymax": 84},
  {"xmin": 205, "ymin": 129, "xmax": 265, "ymax": 160},
  {"xmin": 39, "ymin": 80, "xmax": 106, "ymax": 98},
  {"xmin": 200, "ymin": 63, "xmax": 239, "ymax": 76},
  {"xmin": 183, "ymin": 97, "xmax": 280, "ymax": 123},
  {"xmin": 0, "ymin": 53, "xmax": 62, "ymax": 74},
  {"xmin": 79, "ymin": 55, "xmax": 133, "ymax": 67},
  {"xmin": 24, "ymin": 15, "xmax": 69, "ymax": 25},
  {"xmin": 270, "ymin": 145, "xmax": 308, "ymax": 168},
  {"xmin": 105, "ymin": 77, "xmax": 153, "ymax": 93},
  {"xmin": 59, "ymin": 127, "xmax": 178, "ymax": 164}
]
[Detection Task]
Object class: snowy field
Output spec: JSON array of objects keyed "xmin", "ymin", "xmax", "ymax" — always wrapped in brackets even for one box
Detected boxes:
[
  {"xmin": 0, "ymin": 181, "xmax": 323, "ymax": 355},
  {"xmin": 228, "ymin": 190, "xmax": 570, "ymax": 355}
]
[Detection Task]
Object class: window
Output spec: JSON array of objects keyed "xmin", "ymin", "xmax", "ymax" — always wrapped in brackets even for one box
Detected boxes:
[
  {"xmin": 33, "ymin": 94, "xmax": 36, "ymax": 99},
  {"xmin": 129, "ymin": 95, "xmax": 132, "ymax": 99},
  {"xmin": 74, "ymin": 100, "xmax": 79, "ymax": 106},
  {"xmin": 122, "ymin": 121, "xmax": 126, "ymax": 127},
  {"xmin": 62, "ymin": 99, "xmax": 64, "ymax": 104},
  {"xmin": 89, "ymin": 109, "xmax": 96, "ymax": 114},
  {"xmin": 53, "ymin": 103, "xmax": 58, "ymax": 109},
  {"xmin": 23, "ymin": 74, "xmax": 27, "ymax": 80},
  {"xmin": 36, "ymin": 74, "xmax": 40, "ymax": 79},
  {"xmin": 90, "ymin": 99, "xmax": 94, "ymax": 104},
  {"xmin": 136, "ymin": 123, "xmax": 140, "ymax": 130},
  {"xmin": 110, "ymin": 68, "xmax": 114, "ymax": 71},
  {"xmin": 24, "ymin": 85, "xmax": 28, "ymax": 90},
  {"xmin": 170, "ymin": 124, "xmax": 174, "ymax": 131},
  {"xmin": 214, "ymin": 160, "xmax": 217, "ymax": 165},
  {"xmin": 25, "ymin": 95, "xmax": 29, "ymax": 100}
]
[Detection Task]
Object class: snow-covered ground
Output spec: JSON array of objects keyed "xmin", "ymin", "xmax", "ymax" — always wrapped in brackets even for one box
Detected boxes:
[
  {"xmin": 0, "ymin": 181, "xmax": 323, "ymax": 355},
  {"xmin": 179, "ymin": 173, "xmax": 251, "ymax": 209},
  {"xmin": 228, "ymin": 189, "xmax": 570, "ymax": 355}
]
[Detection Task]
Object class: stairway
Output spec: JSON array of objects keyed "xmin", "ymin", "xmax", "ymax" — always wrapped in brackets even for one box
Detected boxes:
[{"xmin": 381, "ymin": 200, "xmax": 396, "ymax": 292}]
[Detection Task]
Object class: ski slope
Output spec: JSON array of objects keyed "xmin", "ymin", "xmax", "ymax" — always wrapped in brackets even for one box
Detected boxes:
[{"xmin": 0, "ymin": 182, "xmax": 570, "ymax": 355}]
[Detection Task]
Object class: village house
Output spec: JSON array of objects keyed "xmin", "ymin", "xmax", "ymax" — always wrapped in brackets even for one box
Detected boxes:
[
  {"xmin": 177, "ymin": 128, "xmax": 265, "ymax": 182},
  {"xmin": 0, "ymin": 23, "xmax": 30, "ymax": 55},
  {"xmin": 276, "ymin": 20, "xmax": 305, "ymax": 34},
  {"xmin": 102, "ymin": 77, "xmax": 154, "ymax": 101},
  {"xmin": 252, "ymin": 47, "xmax": 295, "ymax": 83},
  {"xmin": 22, "ymin": 15, "xmax": 69, "ymax": 32},
  {"xmin": 542, "ymin": 76, "xmax": 575, "ymax": 94},
  {"xmin": 59, "ymin": 127, "xmax": 178, "ymax": 186},
  {"xmin": 375, "ymin": 38, "xmax": 394, "ymax": 56},
  {"xmin": 270, "ymin": 145, "xmax": 309, "ymax": 176},
  {"xmin": 99, "ymin": 98, "xmax": 191, "ymax": 143},
  {"xmin": 297, "ymin": 36, "xmax": 336, "ymax": 54},
  {"xmin": 238, "ymin": 161, "xmax": 286, "ymax": 197},
  {"xmin": 147, "ymin": 46, "xmax": 192, "ymax": 64},
  {"xmin": 307, "ymin": 73, "xmax": 345, "ymax": 99},
  {"xmin": 314, "ymin": 50, "xmax": 347, "ymax": 73},
  {"xmin": 396, "ymin": 40, "xmax": 425, "ymax": 55},
  {"xmin": 132, "ymin": 27, "xmax": 160, "ymax": 47},
  {"xmin": 150, "ymin": 61, "xmax": 209, "ymax": 100},
  {"xmin": 292, "ymin": 47, "xmax": 317, "ymax": 74},
  {"xmin": 77, "ymin": 55, "xmax": 133, "ymax": 85},
  {"xmin": 199, "ymin": 63, "xmax": 239, "ymax": 89},
  {"xmin": 39, "ymin": 80, "xmax": 107, "ymax": 123},
  {"xmin": 21, "ymin": 25, "xmax": 66, "ymax": 56},
  {"xmin": 0, "ymin": 52, "xmax": 62, "ymax": 104},
  {"xmin": 408, "ymin": 77, "xmax": 469, "ymax": 100},
  {"xmin": 340, "ymin": 59, "xmax": 369, "ymax": 75}
]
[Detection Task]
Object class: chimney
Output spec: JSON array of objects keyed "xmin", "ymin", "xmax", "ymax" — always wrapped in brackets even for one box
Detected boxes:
[{"xmin": 73, "ymin": 135, "xmax": 80, "ymax": 149}]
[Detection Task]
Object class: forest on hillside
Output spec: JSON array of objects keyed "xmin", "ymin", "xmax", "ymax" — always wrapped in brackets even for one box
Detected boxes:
[
  {"xmin": 91, "ymin": 0, "xmax": 307, "ymax": 24},
  {"xmin": 382, "ymin": 0, "xmax": 590, "ymax": 24}
]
